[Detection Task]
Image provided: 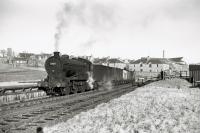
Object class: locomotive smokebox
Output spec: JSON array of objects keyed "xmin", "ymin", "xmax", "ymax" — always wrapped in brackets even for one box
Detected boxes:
[{"xmin": 54, "ymin": 51, "xmax": 60, "ymax": 58}]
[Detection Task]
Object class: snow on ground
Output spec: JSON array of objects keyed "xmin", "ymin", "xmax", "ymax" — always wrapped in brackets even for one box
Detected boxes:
[{"xmin": 44, "ymin": 79, "xmax": 200, "ymax": 133}]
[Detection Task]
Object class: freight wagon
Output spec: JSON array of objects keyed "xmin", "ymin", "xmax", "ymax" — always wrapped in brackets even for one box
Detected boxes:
[
  {"xmin": 189, "ymin": 64, "xmax": 200, "ymax": 87},
  {"xmin": 93, "ymin": 65, "xmax": 135, "ymax": 86}
]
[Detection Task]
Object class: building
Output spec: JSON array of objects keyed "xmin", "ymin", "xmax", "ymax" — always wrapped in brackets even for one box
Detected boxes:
[
  {"xmin": 0, "ymin": 57, "xmax": 7, "ymax": 63},
  {"xmin": 130, "ymin": 56, "xmax": 188, "ymax": 79},
  {"xmin": 79, "ymin": 55, "xmax": 94, "ymax": 63},
  {"xmin": 28, "ymin": 53, "xmax": 52, "ymax": 67},
  {"xmin": 107, "ymin": 58, "xmax": 128, "ymax": 70},
  {"xmin": 129, "ymin": 57, "xmax": 170, "ymax": 72},
  {"xmin": 0, "ymin": 48, "xmax": 14, "ymax": 58},
  {"xmin": 93, "ymin": 57, "xmax": 109, "ymax": 66},
  {"xmin": 0, "ymin": 49, "xmax": 7, "ymax": 58},
  {"xmin": 167, "ymin": 57, "xmax": 189, "ymax": 76},
  {"xmin": 93, "ymin": 57, "xmax": 128, "ymax": 70},
  {"xmin": 11, "ymin": 57, "xmax": 29, "ymax": 67},
  {"xmin": 7, "ymin": 48, "xmax": 13, "ymax": 57}
]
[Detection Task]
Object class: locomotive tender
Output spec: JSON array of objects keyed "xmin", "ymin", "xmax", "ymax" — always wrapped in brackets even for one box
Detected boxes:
[{"xmin": 38, "ymin": 51, "xmax": 134, "ymax": 96}]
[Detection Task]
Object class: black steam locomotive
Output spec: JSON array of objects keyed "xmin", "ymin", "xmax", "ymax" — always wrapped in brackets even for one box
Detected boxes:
[{"xmin": 38, "ymin": 52, "xmax": 134, "ymax": 96}]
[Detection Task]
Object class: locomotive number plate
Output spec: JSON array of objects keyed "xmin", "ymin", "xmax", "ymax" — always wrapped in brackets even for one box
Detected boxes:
[{"xmin": 50, "ymin": 62, "xmax": 56, "ymax": 66}]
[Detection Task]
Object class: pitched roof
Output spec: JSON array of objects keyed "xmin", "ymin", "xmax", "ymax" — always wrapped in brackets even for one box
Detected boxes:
[
  {"xmin": 133, "ymin": 58, "xmax": 147, "ymax": 64},
  {"xmin": 128, "ymin": 60, "xmax": 135, "ymax": 64},
  {"xmin": 149, "ymin": 58, "xmax": 168, "ymax": 64},
  {"xmin": 132, "ymin": 57, "xmax": 187, "ymax": 65},
  {"xmin": 168, "ymin": 57, "xmax": 187, "ymax": 65},
  {"xmin": 132, "ymin": 57, "xmax": 168, "ymax": 64},
  {"xmin": 13, "ymin": 57, "xmax": 28, "ymax": 61},
  {"xmin": 107, "ymin": 58, "xmax": 124, "ymax": 63},
  {"xmin": 93, "ymin": 57, "xmax": 125, "ymax": 64},
  {"xmin": 93, "ymin": 58, "xmax": 108, "ymax": 64},
  {"xmin": 168, "ymin": 57, "xmax": 183, "ymax": 62}
]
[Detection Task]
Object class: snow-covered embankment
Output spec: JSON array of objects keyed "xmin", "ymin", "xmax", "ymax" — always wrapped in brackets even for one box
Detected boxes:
[{"xmin": 44, "ymin": 79, "xmax": 200, "ymax": 133}]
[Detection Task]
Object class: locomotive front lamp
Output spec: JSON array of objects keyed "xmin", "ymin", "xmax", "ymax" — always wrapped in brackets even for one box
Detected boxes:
[{"xmin": 56, "ymin": 83, "xmax": 61, "ymax": 87}]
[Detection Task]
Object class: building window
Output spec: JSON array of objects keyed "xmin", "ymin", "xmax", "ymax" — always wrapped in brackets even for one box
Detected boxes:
[
  {"xmin": 140, "ymin": 69, "xmax": 143, "ymax": 72},
  {"xmin": 150, "ymin": 70, "xmax": 152, "ymax": 72},
  {"xmin": 134, "ymin": 64, "xmax": 135, "ymax": 67},
  {"xmin": 157, "ymin": 64, "xmax": 159, "ymax": 67},
  {"xmin": 149, "ymin": 64, "xmax": 152, "ymax": 68},
  {"xmin": 140, "ymin": 64, "xmax": 143, "ymax": 67}
]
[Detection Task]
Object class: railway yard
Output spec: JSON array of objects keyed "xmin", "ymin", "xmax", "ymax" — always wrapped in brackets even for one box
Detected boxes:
[
  {"xmin": 0, "ymin": 84, "xmax": 137, "ymax": 133},
  {"xmin": 0, "ymin": 62, "xmax": 151, "ymax": 133},
  {"xmin": 2, "ymin": 0, "xmax": 200, "ymax": 132},
  {"xmin": 1, "ymin": 0, "xmax": 200, "ymax": 133},
  {"xmin": 0, "ymin": 59, "xmax": 200, "ymax": 133},
  {"xmin": 0, "ymin": 78, "xmax": 199, "ymax": 133}
]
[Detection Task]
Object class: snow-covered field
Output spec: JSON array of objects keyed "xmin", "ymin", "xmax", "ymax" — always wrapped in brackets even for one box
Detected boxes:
[{"xmin": 44, "ymin": 79, "xmax": 200, "ymax": 133}]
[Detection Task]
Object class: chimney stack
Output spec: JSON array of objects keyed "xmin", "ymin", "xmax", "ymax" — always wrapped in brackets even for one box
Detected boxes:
[
  {"xmin": 163, "ymin": 50, "xmax": 165, "ymax": 58},
  {"xmin": 54, "ymin": 51, "xmax": 60, "ymax": 58}
]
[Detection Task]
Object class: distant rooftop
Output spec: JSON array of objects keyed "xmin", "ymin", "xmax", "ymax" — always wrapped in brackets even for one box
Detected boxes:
[
  {"xmin": 93, "ymin": 57, "xmax": 109, "ymax": 64},
  {"xmin": 93, "ymin": 57, "xmax": 126, "ymax": 64},
  {"xmin": 107, "ymin": 58, "xmax": 124, "ymax": 63},
  {"xmin": 132, "ymin": 57, "xmax": 168, "ymax": 64},
  {"xmin": 132, "ymin": 57, "xmax": 186, "ymax": 65}
]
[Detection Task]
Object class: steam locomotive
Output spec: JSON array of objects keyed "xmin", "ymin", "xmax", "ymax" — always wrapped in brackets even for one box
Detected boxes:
[{"xmin": 38, "ymin": 52, "xmax": 134, "ymax": 96}]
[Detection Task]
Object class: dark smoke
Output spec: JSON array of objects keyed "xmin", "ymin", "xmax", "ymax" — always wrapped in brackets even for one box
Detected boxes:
[
  {"xmin": 54, "ymin": 0, "xmax": 117, "ymax": 51},
  {"xmin": 54, "ymin": 4, "xmax": 72, "ymax": 51}
]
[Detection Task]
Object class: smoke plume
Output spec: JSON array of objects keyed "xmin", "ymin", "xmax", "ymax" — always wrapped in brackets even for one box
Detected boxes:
[
  {"xmin": 54, "ymin": 0, "xmax": 117, "ymax": 52},
  {"xmin": 54, "ymin": 4, "xmax": 72, "ymax": 51},
  {"xmin": 54, "ymin": 0, "xmax": 200, "ymax": 59}
]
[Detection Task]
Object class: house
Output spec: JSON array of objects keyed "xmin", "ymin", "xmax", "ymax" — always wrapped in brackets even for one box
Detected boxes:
[
  {"xmin": 107, "ymin": 58, "xmax": 128, "ymax": 70},
  {"xmin": 130, "ymin": 56, "xmax": 189, "ymax": 79},
  {"xmin": 93, "ymin": 57, "xmax": 128, "ymax": 70},
  {"xmin": 28, "ymin": 53, "xmax": 52, "ymax": 67},
  {"xmin": 93, "ymin": 57, "xmax": 109, "ymax": 66},
  {"xmin": 11, "ymin": 57, "xmax": 29, "ymax": 67},
  {"xmin": 129, "ymin": 57, "xmax": 170, "ymax": 80},
  {"xmin": 168, "ymin": 57, "xmax": 189, "ymax": 76},
  {"xmin": 129, "ymin": 57, "xmax": 170, "ymax": 73},
  {"xmin": 0, "ymin": 57, "xmax": 7, "ymax": 63}
]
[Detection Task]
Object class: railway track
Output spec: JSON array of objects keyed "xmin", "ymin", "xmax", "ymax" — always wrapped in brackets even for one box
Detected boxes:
[
  {"xmin": 0, "ymin": 83, "xmax": 38, "ymax": 95},
  {"xmin": 0, "ymin": 84, "xmax": 137, "ymax": 133},
  {"xmin": 0, "ymin": 83, "xmax": 128, "ymax": 105},
  {"xmin": 0, "ymin": 79, "xmax": 157, "ymax": 105},
  {"xmin": 0, "ymin": 83, "xmax": 131, "ymax": 111}
]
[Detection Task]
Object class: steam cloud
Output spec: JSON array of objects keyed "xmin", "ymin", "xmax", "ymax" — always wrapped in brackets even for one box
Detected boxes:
[
  {"xmin": 53, "ymin": 0, "xmax": 200, "ymax": 60},
  {"xmin": 103, "ymin": 81, "xmax": 113, "ymax": 90},
  {"xmin": 87, "ymin": 72, "xmax": 95, "ymax": 89},
  {"xmin": 54, "ymin": 0, "xmax": 117, "ymax": 52}
]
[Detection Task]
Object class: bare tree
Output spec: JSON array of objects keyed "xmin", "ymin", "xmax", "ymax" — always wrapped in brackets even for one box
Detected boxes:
[{"xmin": 0, "ymin": 50, "xmax": 6, "ymax": 57}]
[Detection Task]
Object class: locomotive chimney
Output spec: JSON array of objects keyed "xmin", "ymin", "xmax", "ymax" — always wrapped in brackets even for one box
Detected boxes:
[{"xmin": 54, "ymin": 51, "xmax": 60, "ymax": 58}]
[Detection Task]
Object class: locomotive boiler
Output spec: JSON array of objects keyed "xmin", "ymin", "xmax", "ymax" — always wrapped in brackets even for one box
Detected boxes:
[{"xmin": 38, "ymin": 52, "xmax": 95, "ymax": 95}]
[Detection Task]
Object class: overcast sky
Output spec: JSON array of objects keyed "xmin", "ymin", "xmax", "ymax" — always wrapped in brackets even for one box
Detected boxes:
[{"xmin": 0, "ymin": 0, "xmax": 200, "ymax": 63}]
